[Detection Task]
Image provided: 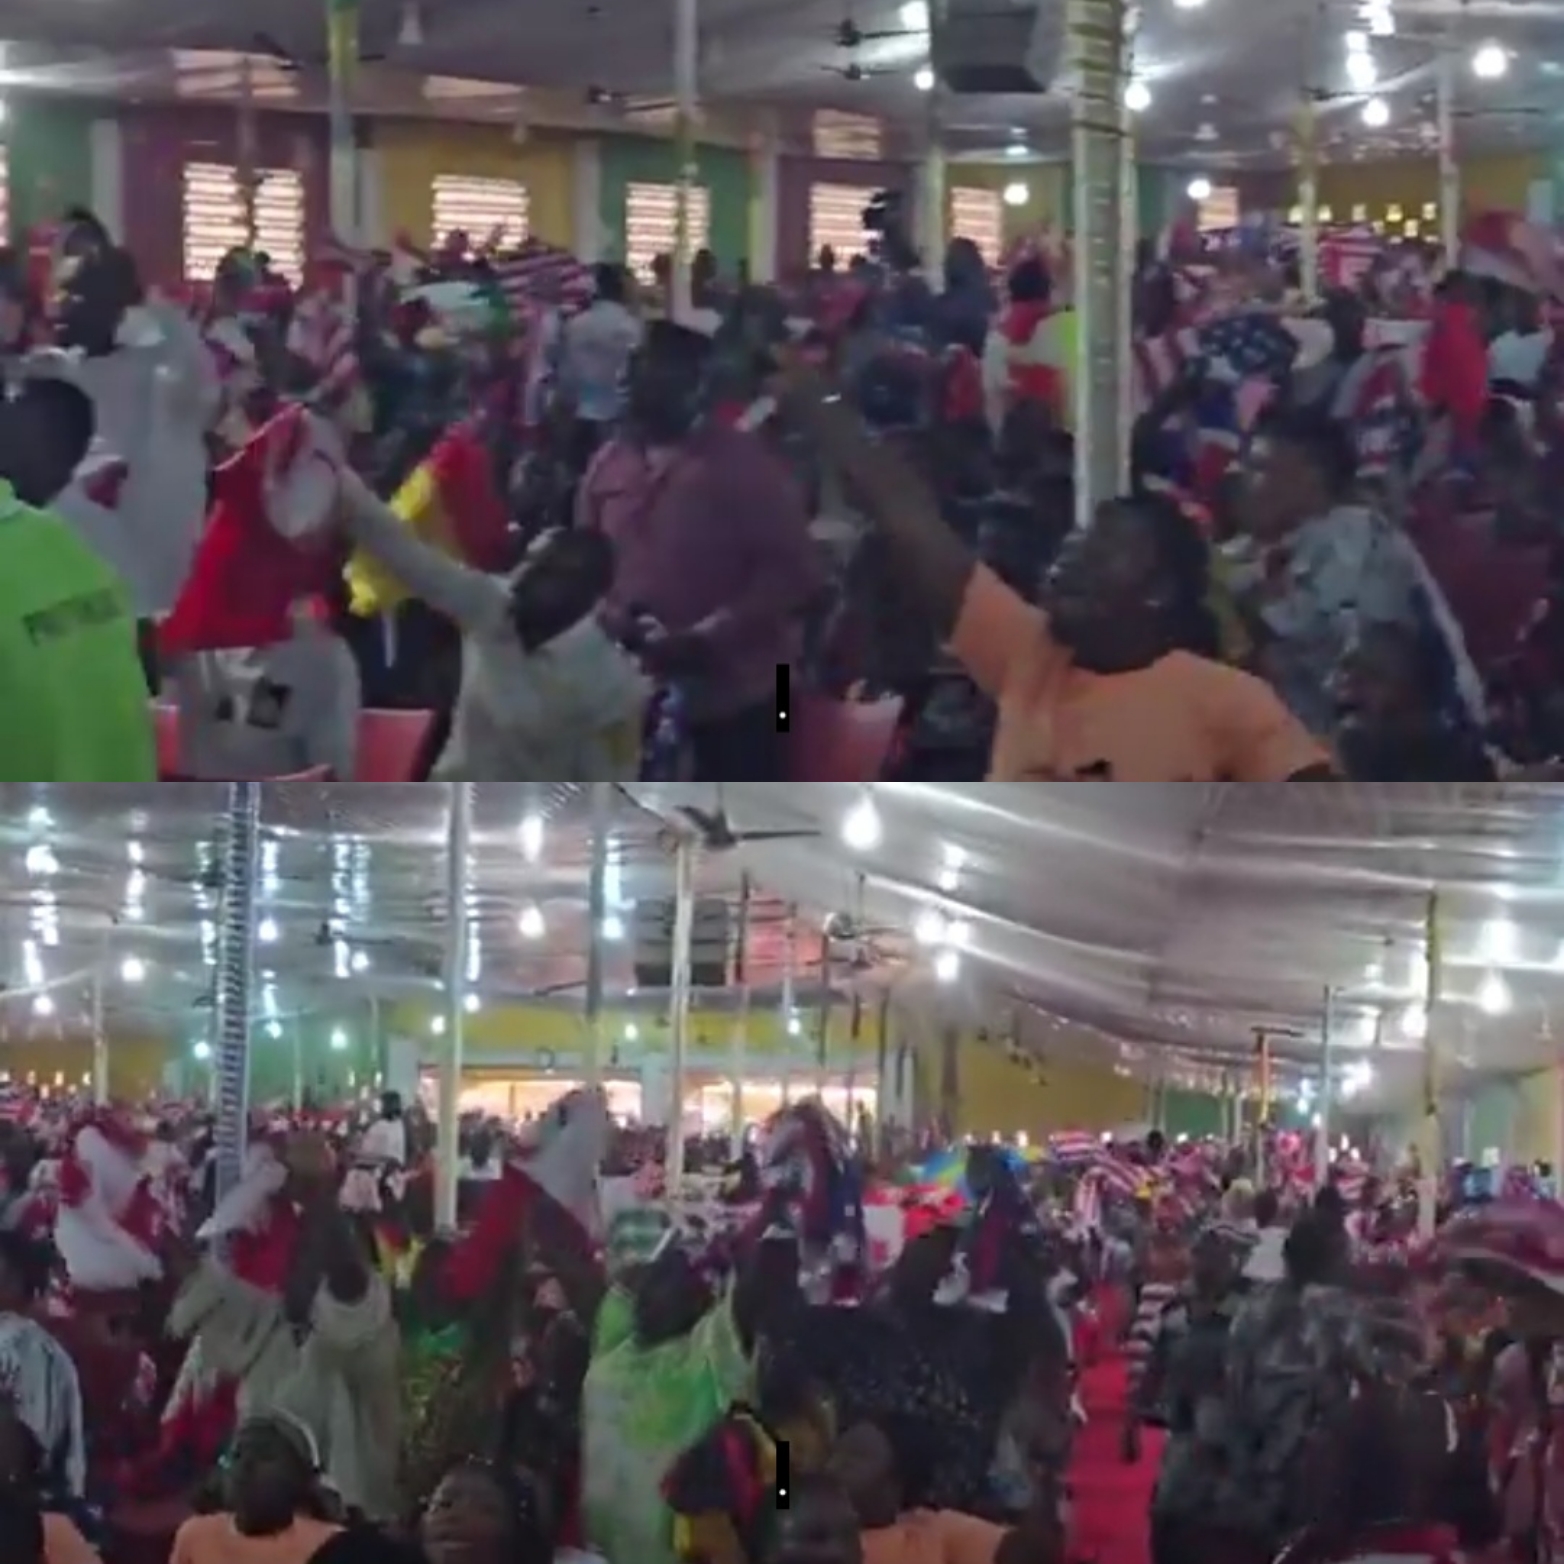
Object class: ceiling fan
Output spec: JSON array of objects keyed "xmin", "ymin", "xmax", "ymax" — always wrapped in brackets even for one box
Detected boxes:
[
  {"xmin": 670, "ymin": 785, "xmax": 820, "ymax": 852},
  {"xmin": 822, "ymin": 61, "xmax": 902, "ymax": 81},
  {"xmin": 251, "ymin": 30, "xmax": 390, "ymax": 73},
  {"xmin": 830, "ymin": 16, "xmax": 923, "ymax": 48}
]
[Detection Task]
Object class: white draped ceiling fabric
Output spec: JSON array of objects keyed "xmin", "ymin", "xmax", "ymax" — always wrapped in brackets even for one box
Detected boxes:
[{"xmin": 0, "ymin": 782, "xmax": 1559, "ymax": 1121}]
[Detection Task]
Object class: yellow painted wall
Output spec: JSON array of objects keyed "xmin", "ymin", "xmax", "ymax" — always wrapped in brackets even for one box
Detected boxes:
[
  {"xmin": 6, "ymin": 1001, "xmax": 1145, "ymax": 1131},
  {"xmin": 949, "ymin": 161, "xmax": 1069, "ymax": 244},
  {"xmin": 1511, "ymin": 1065, "xmax": 1561, "ymax": 1166},
  {"xmin": 1313, "ymin": 153, "xmax": 1540, "ymax": 225},
  {"xmin": 0, "ymin": 1034, "xmax": 166, "ymax": 1100},
  {"xmin": 920, "ymin": 1041, "xmax": 1148, "ymax": 1136},
  {"xmin": 374, "ymin": 122, "xmax": 576, "ymax": 248}
]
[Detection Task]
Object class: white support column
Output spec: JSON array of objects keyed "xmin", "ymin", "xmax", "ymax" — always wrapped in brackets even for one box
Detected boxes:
[
  {"xmin": 1316, "ymin": 986, "xmax": 1335, "ymax": 1185},
  {"xmin": 921, "ymin": 141, "xmax": 947, "ymax": 281},
  {"xmin": 583, "ymin": 784, "xmax": 610, "ymax": 1089},
  {"xmin": 1437, "ymin": 50, "xmax": 1460, "ymax": 269},
  {"xmin": 1117, "ymin": 78, "xmax": 1138, "ymax": 489},
  {"xmin": 729, "ymin": 873, "xmax": 752, "ymax": 1157},
  {"xmin": 91, "ymin": 973, "xmax": 108, "ymax": 1105},
  {"xmin": 1297, "ymin": 96, "xmax": 1320, "ymax": 303},
  {"xmin": 435, "ymin": 783, "xmax": 472, "ymax": 1232},
  {"xmin": 671, "ymin": 0, "xmax": 700, "ymax": 319},
  {"xmin": 325, "ymin": 0, "xmax": 361, "ymax": 244},
  {"xmin": 573, "ymin": 139, "xmax": 604, "ymax": 264},
  {"xmin": 1068, "ymin": 0, "xmax": 1130, "ymax": 529},
  {"xmin": 749, "ymin": 137, "xmax": 780, "ymax": 283},
  {"xmin": 666, "ymin": 837, "xmax": 697, "ymax": 1186},
  {"xmin": 291, "ymin": 1018, "xmax": 306, "ymax": 1112},
  {"xmin": 88, "ymin": 119, "xmax": 124, "ymax": 243}
]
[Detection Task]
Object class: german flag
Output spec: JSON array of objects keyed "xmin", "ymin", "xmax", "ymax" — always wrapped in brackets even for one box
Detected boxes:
[{"xmin": 345, "ymin": 424, "xmax": 509, "ymax": 616}]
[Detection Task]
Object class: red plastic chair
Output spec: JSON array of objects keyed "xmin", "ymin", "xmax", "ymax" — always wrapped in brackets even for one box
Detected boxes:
[
  {"xmin": 151, "ymin": 702, "xmax": 180, "ymax": 781},
  {"xmin": 784, "ymin": 691, "xmax": 903, "ymax": 781},
  {"xmin": 354, "ymin": 708, "xmax": 435, "ymax": 781},
  {"xmin": 152, "ymin": 703, "xmax": 332, "ymax": 782}
]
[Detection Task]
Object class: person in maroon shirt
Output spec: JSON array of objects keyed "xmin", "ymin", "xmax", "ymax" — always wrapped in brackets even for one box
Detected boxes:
[{"xmin": 577, "ymin": 321, "xmax": 821, "ymax": 779}]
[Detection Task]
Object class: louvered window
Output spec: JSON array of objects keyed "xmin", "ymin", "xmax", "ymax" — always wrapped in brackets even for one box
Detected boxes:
[
  {"xmin": 812, "ymin": 110, "xmax": 883, "ymax": 160},
  {"xmin": 624, "ymin": 181, "xmax": 710, "ymax": 284},
  {"xmin": 182, "ymin": 161, "xmax": 305, "ymax": 282},
  {"xmin": 431, "ymin": 174, "xmax": 529, "ymax": 248},
  {"xmin": 949, "ymin": 186, "xmax": 1003, "ymax": 263},
  {"xmin": 1195, "ymin": 185, "xmax": 1241, "ymax": 232},
  {"xmin": 808, "ymin": 183, "xmax": 871, "ymax": 265}
]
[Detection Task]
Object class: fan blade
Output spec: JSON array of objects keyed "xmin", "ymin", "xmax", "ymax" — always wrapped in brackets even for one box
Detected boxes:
[
  {"xmin": 252, "ymin": 31, "xmax": 298, "ymax": 65},
  {"xmin": 733, "ymin": 829, "xmax": 821, "ymax": 843}
]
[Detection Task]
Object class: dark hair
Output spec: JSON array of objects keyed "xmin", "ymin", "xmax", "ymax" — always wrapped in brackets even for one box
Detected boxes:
[
  {"xmin": 0, "ymin": 1232, "xmax": 51, "ymax": 1301},
  {"xmin": 1283, "ymin": 1211, "xmax": 1341, "ymax": 1288},
  {"xmin": 0, "ymin": 1489, "xmax": 43, "ymax": 1564},
  {"xmin": 592, "ymin": 262, "xmax": 628, "ymax": 305},
  {"xmin": 0, "ymin": 248, "xmax": 27, "ymax": 305},
  {"xmin": 1259, "ymin": 405, "xmax": 1357, "ymax": 500},
  {"xmin": 1133, "ymin": 491, "xmax": 1222, "ymax": 658},
  {"xmin": 10, "ymin": 375, "xmax": 96, "ymax": 479},
  {"xmin": 1253, "ymin": 1189, "xmax": 1280, "ymax": 1228},
  {"xmin": 1008, "ymin": 257, "xmax": 1051, "ymax": 305},
  {"xmin": 307, "ymin": 1526, "xmax": 428, "ymax": 1564},
  {"xmin": 455, "ymin": 1459, "xmax": 554, "ymax": 1564}
]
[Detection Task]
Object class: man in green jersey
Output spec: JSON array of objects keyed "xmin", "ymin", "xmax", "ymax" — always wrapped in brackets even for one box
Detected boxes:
[{"xmin": 0, "ymin": 378, "xmax": 155, "ymax": 780}]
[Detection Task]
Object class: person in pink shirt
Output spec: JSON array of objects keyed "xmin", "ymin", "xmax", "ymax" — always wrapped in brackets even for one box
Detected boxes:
[{"xmin": 577, "ymin": 321, "xmax": 820, "ymax": 779}]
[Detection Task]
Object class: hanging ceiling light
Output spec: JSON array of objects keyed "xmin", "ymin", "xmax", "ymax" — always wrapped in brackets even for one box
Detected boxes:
[
  {"xmin": 1124, "ymin": 79, "xmax": 1150, "ymax": 111},
  {"xmin": 31, "ymin": 994, "xmax": 52, "ymax": 1017},
  {"xmin": 913, "ymin": 65, "xmax": 934, "ymax": 90},
  {"xmin": 519, "ymin": 904, "xmax": 545, "ymax": 939},
  {"xmin": 841, "ymin": 792, "xmax": 882, "ymax": 851},
  {"xmin": 900, "ymin": 0, "xmax": 929, "ymax": 27},
  {"xmin": 1472, "ymin": 41, "xmax": 1507, "ymax": 78},
  {"xmin": 1187, "ymin": 176, "xmax": 1212, "ymax": 201},
  {"xmin": 1362, "ymin": 96, "xmax": 1390, "ymax": 126},
  {"xmin": 933, "ymin": 948, "xmax": 960, "ymax": 983},
  {"xmin": 120, "ymin": 957, "xmax": 146, "ymax": 983},
  {"xmin": 330, "ymin": 1027, "xmax": 349, "ymax": 1051},
  {"xmin": 1345, "ymin": 50, "xmax": 1378, "ymax": 89},
  {"xmin": 520, "ymin": 813, "xmax": 545, "ymax": 861},
  {"xmin": 1003, "ymin": 182, "xmax": 1029, "ymax": 206},
  {"xmin": 1477, "ymin": 971, "xmax": 1512, "ymax": 1015}
]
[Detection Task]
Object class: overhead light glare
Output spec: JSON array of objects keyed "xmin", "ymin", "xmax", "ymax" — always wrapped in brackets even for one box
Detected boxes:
[
  {"xmin": 258, "ymin": 918, "xmax": 279, "ymax": 944},
  {"xmin": 1472, "ymin": 41, "xmax": 1507, "ymax": 78},
  {"xmin": 31, "ymin": 994, "xmax": 53, "ymax": 1017},
  {"xmin": 520, "ymin": 813, "xmax": 545, "ymax": 861},
  {"xmin": 1002, "ymin": 181, "xmax": 1029, "ymax": 207},
  {"xmin": 1362, "ymin": 96, "xmax": 1389, "ymax": 126},
  {"xmin": 1124, "ymin": 80, "xmax": 1150, "ymax": 111},
  {"xmin": 841, "ymin": 794, "xmax": 882, "ymax": 851},
  {"xmin": 1345, "ymin": 28, "xmax": 1369, "ymax": 50},
  {"xmin": 1477, "ymin": 971, "xmax": 1511, "ymax": 1016},
  {"xmin": 913, "ymin": 65, "xmax": 934, "ymax": 90},
  {"xmin": 330, "ymin": 1028, "xmax": 348, "ymax": 1051},
  {"xmin": 1346, "ymin": 50, "xmax": 1378, "ymax": 88},
  {"xmin": 120, "ymin": 957, "xmax": 146, "ymax": 983},
  {"xmin": 933, "ymin": 948, "xmax": 960, "ymax": 983},
  {"xmin": 1187, "ymin": 176, "xmax": 1212, "ymax": 201},
  {"xmin": 519, "ymin": 903, "xmax": 545, "ymax": 939},
  {"xmin": 899, "ymin": 0, "xmax": 929, "ymax": 27}
]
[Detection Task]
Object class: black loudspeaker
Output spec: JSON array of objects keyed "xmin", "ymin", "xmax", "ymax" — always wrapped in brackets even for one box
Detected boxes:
[
  {"xmin": 928, "ymin": 0, "xmax": 1060, "ymax": 94},
  {"xmin": 632, "ymin": 898, "xmax": 732, "ymax": 989}
]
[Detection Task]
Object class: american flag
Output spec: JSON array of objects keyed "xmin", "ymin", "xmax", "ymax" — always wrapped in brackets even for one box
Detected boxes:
[
  {"xmin": 1047, "ymin": 1130, "xmax": 1101, "ymax": 1164},
  {"xmin": 1133, "ymin": 311, "xmax": 1301, "ymax": 513},
  {"xmin": 287, "ymin": 284, "xmax": 360, "ymax": 408}
]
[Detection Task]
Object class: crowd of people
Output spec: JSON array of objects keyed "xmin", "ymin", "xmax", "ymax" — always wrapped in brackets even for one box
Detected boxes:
[
  {"xmin": 0, "ymin": 1083, "xmax": 1556, "ymax": 1564},
  {"xmin": 3, "ymin": 198, "xmax": 1564, "ymax": 781}
]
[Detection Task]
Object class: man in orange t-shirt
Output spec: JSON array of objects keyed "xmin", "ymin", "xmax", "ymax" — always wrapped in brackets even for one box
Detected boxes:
[{"xmin": 778, "ymin": 364, "xmax": 1331, "ymax": 782}]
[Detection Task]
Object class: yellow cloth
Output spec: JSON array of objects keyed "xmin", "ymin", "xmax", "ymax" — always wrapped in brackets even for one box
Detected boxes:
[
  {"xmin": 1038, "ymin": 309, "xmax": 1078, "ymax": 432},
  {"xmin": 345, "ymin": 459, "xmax": 454, "ymax": 617}
]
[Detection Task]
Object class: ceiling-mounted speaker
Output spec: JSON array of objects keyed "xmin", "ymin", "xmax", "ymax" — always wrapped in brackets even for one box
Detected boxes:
[
  {"xmin": 928, "ymin": 0, "xmax": 1060, "ymax": 94},
  {"xmin": 632, "ymin": 899, "xmax": 732, "ymax": 989}
]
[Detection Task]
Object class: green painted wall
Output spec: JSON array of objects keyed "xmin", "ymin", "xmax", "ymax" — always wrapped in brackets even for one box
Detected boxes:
[
  {"xmin": 598, "ymin": 135, "xmax": 751, "ymax": 272},
  {"xmin": 5, "ymin": 98, "xmax": 96, "ymax": 242},
  {"xmin": 1162, "ymin": 1087, "xmax": 1224, "ymax": 1138}
]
